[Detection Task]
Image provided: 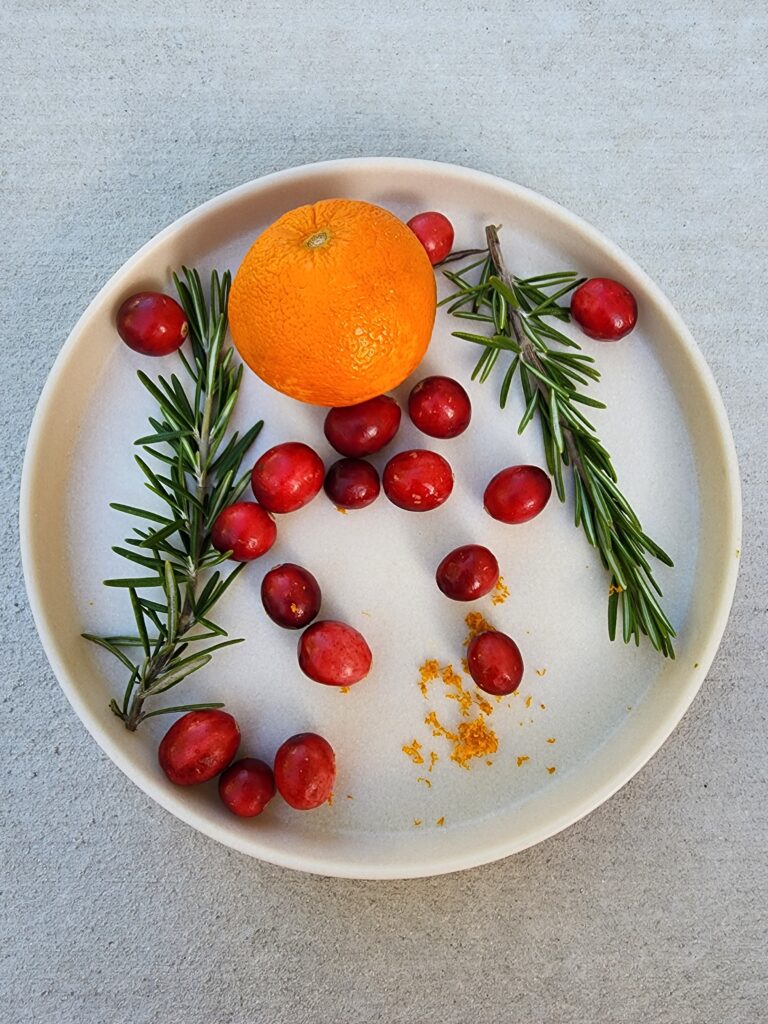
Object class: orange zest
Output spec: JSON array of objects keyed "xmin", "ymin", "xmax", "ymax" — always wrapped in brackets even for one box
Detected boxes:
[
  {"xmin": 402, "ymin": 739, "xmax": 424, "ymax": 765},
  {"xmin": 418, "ymin": 658, "xmax": 440, "ymax": 697},
  {"xmin": 463, "ymin": 611, "xmax": 495, "ymax": 645},
  {"xmin": 425, "ymin": 710, "xmax": 457, "ymax": 741},
  {"xmin": 451, "ymin": 717, "xmax": 498, "ymax": 768}
]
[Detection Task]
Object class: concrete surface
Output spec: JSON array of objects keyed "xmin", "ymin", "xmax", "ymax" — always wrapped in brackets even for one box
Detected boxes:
[{"xmin": 2, "ymin": 1, "xmax": 766, "ymax": 1021}]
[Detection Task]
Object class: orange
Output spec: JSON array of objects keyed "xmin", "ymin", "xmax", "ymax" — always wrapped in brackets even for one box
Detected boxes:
[{"xmin": 229, "ymin": 199, "xmax": 436, "ymax": 407}]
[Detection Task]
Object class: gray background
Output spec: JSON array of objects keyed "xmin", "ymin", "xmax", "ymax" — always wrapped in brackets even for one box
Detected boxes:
[{"xmin": 2, "ymin": 1, "xmax": 766, "ymax": 1021}]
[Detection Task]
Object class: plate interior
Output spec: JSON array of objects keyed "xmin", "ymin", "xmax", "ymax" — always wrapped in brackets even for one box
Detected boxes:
[{"xmin": 22, "ymin": 161, "xmax": 739, "ymax": 877}]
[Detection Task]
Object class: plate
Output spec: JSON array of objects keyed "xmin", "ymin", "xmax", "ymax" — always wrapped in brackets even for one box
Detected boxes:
[{"xmin": 20, "ymin": 158, "xmax": 741, "ymax": 878}]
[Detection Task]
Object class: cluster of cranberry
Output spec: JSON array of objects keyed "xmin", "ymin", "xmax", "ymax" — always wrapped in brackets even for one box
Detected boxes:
[
  {"xmin": 159, "ymin": 710, "xmax": 335, "ymax": 817},
  {"xmin": 210, "ymin": 373, "xmax": 552, "ymax": 689},
  {"xmin": 156, "ymin": 379, "xmax": 550, "ymax": 817}
]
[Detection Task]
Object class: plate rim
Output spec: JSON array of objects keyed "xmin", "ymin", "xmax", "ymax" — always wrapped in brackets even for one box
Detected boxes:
[{"xmin": 20, "ymin": 157, "xmax": 742, "ymax": 878}]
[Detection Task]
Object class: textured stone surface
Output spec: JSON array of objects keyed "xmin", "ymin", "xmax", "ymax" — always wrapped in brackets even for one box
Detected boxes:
[{"xmin": 2, "ymin": 2, "xmax": 766, "ymax": 1021}]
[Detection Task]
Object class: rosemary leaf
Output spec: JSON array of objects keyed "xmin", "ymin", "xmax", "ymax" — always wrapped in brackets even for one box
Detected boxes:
[
  {"xmin": 139, "ymin": 701, "xmax": 226, "ymax": 722},
  {"xmin": 142, "ymin": 654, "xmax": 213, "ymax": 697}
]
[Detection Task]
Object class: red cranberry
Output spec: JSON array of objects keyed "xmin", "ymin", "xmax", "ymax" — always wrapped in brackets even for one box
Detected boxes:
[
  {"xmin": 211, "ymin": 502, "xmax": 276, "ymax": 561},
  {"xmin": 116, "ymin": 291, "xmax": 189, "ymax": 356},
  {"xmin": 298, "ymin": 620, "xmax": 372, "ymax": 686},
  {"xmin": 408, "ymin": 375, "xmax": 472, "ymax": 438},
  {"xmin": 570, "ymin": 277, "xmax": 638, "ymax": 341},
  {"xmin": 158, "ymin": 709, "xmax": 240, "ymax": 786},
  {"xmin": 406, "ymin": 211, "xmax": 455, "ymax": 265},
  {"xmin": 324, "ymin": 458, "xmax": 380, "ymax": 509},
  {"xmin": 251, "ymin": 442, "xmax": 324, "ymax": 514},
  {"xmin": 324, "ymin": 395, "xmax": 401, "ymax": 458},
  {"xmin": 435, "ymin": 544, "xmax": 499, "ymax": 602},
  {"xmin": 467, "ymin": 631, "xmax": 524, "ymax": 696},
  {"xmin": 261, "ymin": 563, "xmax": 321, "ymax": 629},
  {"xmin": 484, "ymin": 465, "xmax": 552, "ymax": 524},
  {"xmin": 382, "ymin": 450, "xmax": 454, "ymax": 511},
  {"xmin": 274, "ymin": 732, "xmax": 336, "ymax": 810},
  {"xmin": 218, "ymin": 758, "xmax": 276, "ymax": 817}
]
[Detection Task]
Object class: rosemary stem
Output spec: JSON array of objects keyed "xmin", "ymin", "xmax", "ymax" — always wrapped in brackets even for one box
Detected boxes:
[
  {"xmin": 123, "ymin": 321, "xmax": 219, "ymax": 729},
  {"xmin": 485, "ymin": 225, "xmax": 590, "ymax": 486},
  {"xmin": 450, "ymin": 226, "xmax": 675, "ymax": 656},
  {"xmin": 181, "ymin": 361, "xmax": 216, "ymax": 625},
  {"xmin": 124, "ymin": 433, "xmax": 214, "ymax": 730},
  {"xmin": 87, "ymin": 269, "xmax": 259, "ymax": 729}
]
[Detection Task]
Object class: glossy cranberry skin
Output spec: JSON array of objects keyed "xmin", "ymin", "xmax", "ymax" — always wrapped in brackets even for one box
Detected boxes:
[
  {"xmin": 467, "ymin": 631, "xmax": 524, "ymax": 696},
  {"xmin": 408, "ymin": 375, "xmax": 472, "ymax": 439},
  {"xmin": 570, "ymin": 277, "xmax": 638, "ymax": 341},
  {"xmin": 218, "ymin": 758, "xmax": 276, "ymax": 817},
  {"xmin": 298, "ymin": 620, "xmax": 372, "ymax": 686},
  {"xmin": 324, "ymin": 458, "xmax": 380, "ymax": 509},
  {"xmin": 211, "ymin": 502, "xmax": 277, "ymax": 561},
  {"xmin": 382, "ymin": 450, "xmax": 454, "ymax": 511},
  {"xmin": 261, "ymin": 563, "xmax": 321, "ymax": 629},
  {"xmin": 251, "ymin": 442, "xmax": 324, "ymax": 513},
  {"xmin": 406, "ymin": 211, "xmax": 455, "ymax": 265},
  {"xmin": 158, "ymin": 710, "xmax": 240, "ymax": 786},
  {"xmin": 435, "ymin": 544, "xmax": 500, "ymax": 602},
  {"xmin": 116, "ymin": 291, "xmax": 189, "ymax": 356},
  {"xmin": 324, "ymin": 396, "xmax": 401, "ymax": 458},
  {"xmin": 484, "ymin": 465, "xmax": 552, "ymax": 524},
  {"xmin": 274, "ymin": 732, "xmax": 336, "ymax": 810}
]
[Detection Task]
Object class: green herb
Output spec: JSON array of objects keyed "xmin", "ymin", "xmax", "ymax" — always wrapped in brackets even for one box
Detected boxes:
[
  {"xmin": 443, "ymin": 226, "xmax": 675, "ymax": 657},
  {"xmin": 83, "ymin": 268, "xmax": 263, "ymax": 729}
]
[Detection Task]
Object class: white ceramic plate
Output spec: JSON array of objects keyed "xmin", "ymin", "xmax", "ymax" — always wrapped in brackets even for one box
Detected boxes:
[{"xmin": 21, "ymin": 158, "xmax": 741, "ymax": 878}]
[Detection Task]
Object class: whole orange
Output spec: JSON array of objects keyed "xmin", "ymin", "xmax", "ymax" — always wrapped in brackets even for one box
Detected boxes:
[{"xmin": 229, "ymin": 199, "xmax": 437, "ymax": 407}]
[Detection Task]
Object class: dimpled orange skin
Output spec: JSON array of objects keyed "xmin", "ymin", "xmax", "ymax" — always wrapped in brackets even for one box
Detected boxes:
[{"xmin": 229, "ymin": 199, "xmax": 437, "ymax": 407}]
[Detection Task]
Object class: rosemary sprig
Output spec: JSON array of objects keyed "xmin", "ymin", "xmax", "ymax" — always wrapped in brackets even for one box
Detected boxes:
[
  {"xmin": 84, "ymin": 268, "xmax": 263, "ymax": 729},
  {"xmin": 444, "ymin": 226, "xmax": 675, "ymax": 657}
]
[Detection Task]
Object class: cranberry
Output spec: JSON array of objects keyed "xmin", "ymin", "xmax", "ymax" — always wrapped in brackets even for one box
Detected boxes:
[
  {"xmin": 158, "ymin": 709, "xmax": 240, "ymax": 786},
  {"xmin": 261, "ymin": 563, "xmax": 321, "ymax": 629},
  {"xmin": 467, "ymin": 631, "xmax": 524, "ymax": 696},
  {"xmin": 382, "ymin": 450, "xmax": 454, "ymax": 511},
  {"xmin": 218, "ymin": 758, "xmax": 276, "ymax": 817},
  {"xmin": 324, "ymin": 458, "xmax": 380, "ymax": 509},
  {"xmin": 251, "ymin": 442, "xmax": 324, "ymax": 514},
  {"xmin": 298, "ymin": 620, "xmax": 372, "ymax": 686},
  {"xmin": 274, "ymin": 732, "xmax": 336, "ymax": 810},
  {"xmin": 570, "ymin": 277, "xmax": 638, "ymax": 341},
  {"xmin": 324, "ymin": 395, "xmax": 401, "ymax": 458},
  {"xmin": 484, "ymin": 465, "xmax": 552, "ymax": 524},
  {"xmin": 406, "ymin": 211, "xmax": 455, "ymax": 265},
  {"xmin": 116, "ymin": 291, "xmax": 188, "ymax": 356},
  {"xmin": 211, "ymin": 501, "xmax": 276, "ymax": 561},
  {"xmin": 435, "ymin": 544, "xmax": 499, "ymax": 602},
  {"xmin": 408, "ymin": 375, "xmax": 472, "ymax": 438}
]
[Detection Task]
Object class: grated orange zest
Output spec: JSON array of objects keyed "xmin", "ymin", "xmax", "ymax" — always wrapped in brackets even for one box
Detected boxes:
[
  {"xmin": 463, "ymin": 611, "xmax": 495, "ymax": 646},
  {"xmin": 418, "ymin": 658, "xmax": 440, "ymax": 697},
  {"xmin": 451, "ymin": 716, "xmax": 498, "ymax": 768},
  {"xmin": 402, "ymin": 739, "xmax": 424, "ymax": 765}
]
